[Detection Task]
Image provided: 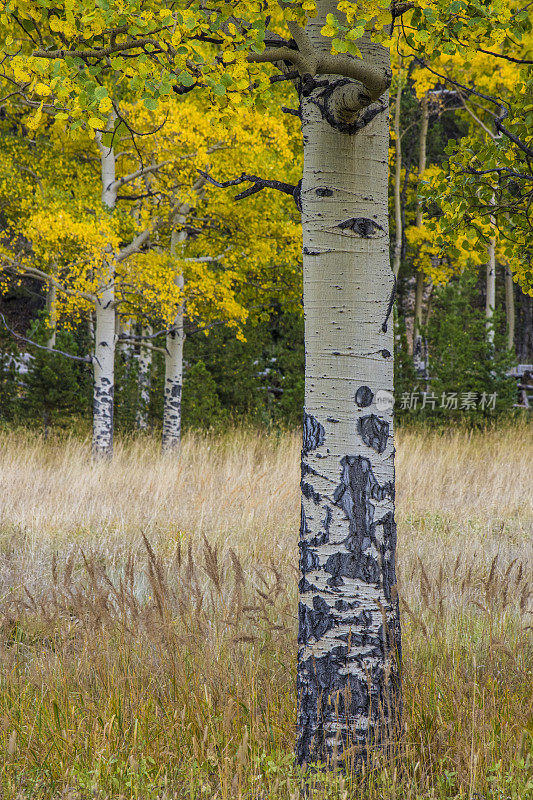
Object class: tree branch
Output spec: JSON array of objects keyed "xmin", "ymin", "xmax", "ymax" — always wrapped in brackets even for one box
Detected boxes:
[
  {"xmin": 116, "ymin": 229, "xmax": 152, "ymax": 263},
  {"xmin": 248, "ymin": 46, "xmax": 311, "ymax": 74},
  {"xmin": 32, "ymin": 38, "xmax": 165, "ymax": 61},
  {"xmin": 1, "ymin": 261, "xmax": 96, "ymax": 302},
  {"xmin": 0, "ymin": 313, "xmax": 92, "ymax": 364},
  {"xmin": 198, "ymin": 169, "xmax": 300, "ymax": 208},
  {"xmin": 110, "ymin": 160, "xmax": 172, "ymax": 192}
]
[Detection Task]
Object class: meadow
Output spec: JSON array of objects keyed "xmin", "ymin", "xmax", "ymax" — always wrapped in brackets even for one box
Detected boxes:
[{"xmin": 0, "ymin": 424, "xmax": 531, "ymax": 799}]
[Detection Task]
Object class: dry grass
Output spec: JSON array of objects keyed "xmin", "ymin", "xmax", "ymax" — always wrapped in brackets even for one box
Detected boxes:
[{"xmin": 0, "ymin": 424, "xmax": 531, "ymax": 798}]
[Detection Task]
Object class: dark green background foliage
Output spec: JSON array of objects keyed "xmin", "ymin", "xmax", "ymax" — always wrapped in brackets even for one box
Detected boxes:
[
  {"xmin": 395, "ymin": 273, "xmax": 517, "ymax": 424},
  {"xmin": 0, "ymin": 277, "xmax": 523, "ymax": 434}
]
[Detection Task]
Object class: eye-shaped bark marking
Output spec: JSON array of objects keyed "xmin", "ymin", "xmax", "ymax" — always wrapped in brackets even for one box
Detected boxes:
[
  {"xmin": 315, "ymin": 187, "xmax": 334, "ymax": 197},
  {"xmin": 355, "ymin": 385, "xmax": 374, "ymax": 407},
  {"xmin": 357, "ymin": 414, "xmax": 389, "ymax": 454},
  {"xmin": 338, "ymin": 218, "xmax": 384, "ymax": 238}
]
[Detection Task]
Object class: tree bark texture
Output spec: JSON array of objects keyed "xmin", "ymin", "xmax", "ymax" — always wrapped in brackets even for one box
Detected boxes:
[
  {"xmin": 162, "ymin": 226, "xmax": 186, "ymax": 452},
  {"xmin": 392, "ymin": 59, "xmax": 402, "ymax": 279},
  {"xmin": 486, "ymin": 238, "xmax": 496, "ymax": 346},
  {"xmin": 297, "ymin": 5, "xmax": 401, "ymax": 768},
  {"xmin": 517, "ymin": 288, "xmax": 533, "ymax": 362},
  {"xmin": 504, "ymin": 264, "xmax": 515, "ymax": 353},
  {"xmin": 136, "ymin": 324, "xmax": 153, "ymax": 430},
  {"xmin": 45, "ymin": 282, "xmax": 57, "ymax": 349},
  {"xmin": 413, "ymin": 93, "xmax": 429, "ymax": 361},
  {"xmin": 92, "ymin": 132, "xmax": 117, "ymax": 458}
]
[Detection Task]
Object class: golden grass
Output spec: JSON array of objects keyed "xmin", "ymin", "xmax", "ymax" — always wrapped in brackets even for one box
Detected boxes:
[{"xmin": 0, "ymin": 424, "xmax": 531, "ymax": 798}]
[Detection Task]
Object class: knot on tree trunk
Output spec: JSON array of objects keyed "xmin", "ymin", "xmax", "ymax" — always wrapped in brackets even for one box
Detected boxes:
[{"xmin": 304, "ymin": 77, "xmax": 389, "ymax": 134}]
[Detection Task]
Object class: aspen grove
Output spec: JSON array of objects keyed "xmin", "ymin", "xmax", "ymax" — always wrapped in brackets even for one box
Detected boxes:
[{"xmin": 0, "ymin": 0, "xmax": 531, "ymax": 779}]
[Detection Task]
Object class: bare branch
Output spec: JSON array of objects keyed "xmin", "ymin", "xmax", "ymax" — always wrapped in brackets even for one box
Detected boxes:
[
  {"xmin": 248, "ymin": 46, "xmax": 311, "ymax": 74},
  {"xmin": 116, "ymin": 229, "xmax": 152, "ymax": 263},
  {"xmin": 111, "ymin": 160, "xmax": 172, "ymax": 191},
  {"xmin": 32, "ymin": 38, "xmax": 165, "ymax": 61},
  {"xmin": 198, "ymin": 169, "xmax": 300, "ymax": 208},
  {"xmin": 1, "ymin": 261, "xmax": 96, "ymax": 302},
  {"xmin": 0, "ymin": 313, "xmax": 92, "ymax": 364}
]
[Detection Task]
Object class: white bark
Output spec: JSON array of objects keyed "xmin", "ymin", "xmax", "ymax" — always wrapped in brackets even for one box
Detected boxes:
[
  {"xmin": 413, "ymin": 94, "xmax": 429, "ymax": 362},
  {"xmin": 486, "ymin": 238, "xmax": 496, "ymax": 346},
  {"xmin": 118, "ymin": 317, "xmax": 134, "ymax": 361},
  {"xmin": 504, "ymin": 264, "xmax": 515, "ymax": 352},
  {"xmin": 93, "ymin": 278, "xmax": 115, "ymax": 456},
  {"xmin": 92, "ymin": 124, "xmax": 117, "ymax": 457},
  {"xmin": 392, "ymin": 58, "xmax": 403, "ymax": 279},
  {"xmin": 162, "ymin": 227, "xmax": 186, "ymax": 452},
  {"xmin": 136, "ymin": 324, "xmax": 153, "ymax": 430},
  {"xmin": 45, "ymin": 282, "xmax": 57, "ymax": 349},
  {"xmin": 297, "ymin": 4, "xmax": 400, "ymax": 767}
]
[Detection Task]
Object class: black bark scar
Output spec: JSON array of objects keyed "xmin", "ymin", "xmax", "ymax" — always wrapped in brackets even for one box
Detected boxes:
[
  {"xmin": 357, "ymin": 414, "xmax": 389, "ymax": 454},
  {"xmin": 297, "ymin": 454, "xmax": 401, "ymax": 766},
  {"xmin": 338, "ymin": 217, "xmax": 384, "ymax": 237},
  {"xmin": 302, "ymin": 411, "xmax": 325, "ymax": 455},
  {"xmin": 381, "ymin": 275, "xmax": 397, "ymax": 333},
  {"xmin": 328, "ymin": 456, "xmax": 396, "ymax": 597},
  {"xmin": 355, "ymin": 385, "xmax": 374, "ymax": 407}
]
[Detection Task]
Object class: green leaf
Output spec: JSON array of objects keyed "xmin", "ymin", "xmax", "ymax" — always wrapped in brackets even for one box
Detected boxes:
[
  {"xmin": 332, "ymin": 38, "xmax": 348, "ymax": 52},
  {"xmin": 177, "ymin": 71, "xmax": 195, "ymax": 87},
  {"xmin": 143, "ymin": 98, "xmax": 158, "ymax": 110}
]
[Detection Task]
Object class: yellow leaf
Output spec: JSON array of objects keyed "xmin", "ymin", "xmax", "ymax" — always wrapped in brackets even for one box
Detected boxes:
[{"xmin": 35, "ymin": 83, "xmax": 52, "ymax": 96}]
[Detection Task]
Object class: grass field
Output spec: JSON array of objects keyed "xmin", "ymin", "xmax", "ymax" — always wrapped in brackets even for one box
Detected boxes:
[{"xmin": 0, "ymin": 424, "xmax": 531, "ymax": 799}]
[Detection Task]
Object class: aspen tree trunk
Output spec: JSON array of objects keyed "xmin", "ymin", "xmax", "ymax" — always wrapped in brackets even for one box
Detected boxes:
[
  {"xmin": 413, "ymin": 94, "xmax": 429, "ymax": 360},
  {"xmin": 136, "ymin": 325, "xmax": 153, "ymax": 430},
  {"xmin": 392, "ymin": 58, "xmax": 403, "ymax": 279},
  {"xmin": 517, "ymin": 289, "xmax": 533, "ymax": 361},
  {"xmin": 486, "ymin": 238, "xmax": 496, "ymax": 346},
  {"xmin": 297, "ymin": 5, "xmax": 400, "ymax": 767},
  {"xmin": 119, "ymin": 318, "xmax": 133, "ymax": 362},
  {"xmin": 45, "ymin": 283, "xmax": 57, "ymax": 349},
  {"xmin": 93, "ymin": 132, "xmax": 117, "ymax": 457},
  {"xmin": 162, "ymin": 226, "xmax": 186, "ymax": 452},
  {"xmin": 504, "ymin": 265, "xmax": 515, "ymax": 352}
]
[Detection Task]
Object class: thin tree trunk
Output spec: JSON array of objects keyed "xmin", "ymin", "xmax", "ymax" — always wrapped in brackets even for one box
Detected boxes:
[
  {"xmin": 93, "ymin": 276, "xmax": 115, "ymax": 456},
  {"xmin": 392, "ymin": 57, "xmax": 403, "ymax": 279},
  {"xmin": 297, "ymin": 5, "xmax": 400, "ymax": 768},
  {"xmin": 45, "ymin": 282, "xmax": 57, "ymax": 349},
  {"xmin": 504, "ymin": 264, "xmax": 515, "ymax": 352},
  {"xmin": 93, "ymin": 124, "xmax": 117, "ymax": 458},
  {"xmin": 413, "ymin": 93, "xmax": 429, "ymax": 360},
  {"xmin": 119, "ymin": 318, "xmax": 133, "ymax": 360},
  {"xmin": 136, "ymin": 324, "xmax": 153, "ymax": 430},
  {"xmin": 162, "ymin": 227, "xmax": 185, "ymax": 452},
  {"xmin": 517, "ymin": 288, "xmax": 533, "ymax": 362},
  {"xmin": 486, "ymin": 237, "xmax": 496, "ymax": 346}
]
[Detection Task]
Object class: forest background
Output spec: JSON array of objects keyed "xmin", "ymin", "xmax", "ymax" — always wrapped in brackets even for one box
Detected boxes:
[{"xmin": 0, "ymin": 2, "xmax": 531, "ymax": 437}]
